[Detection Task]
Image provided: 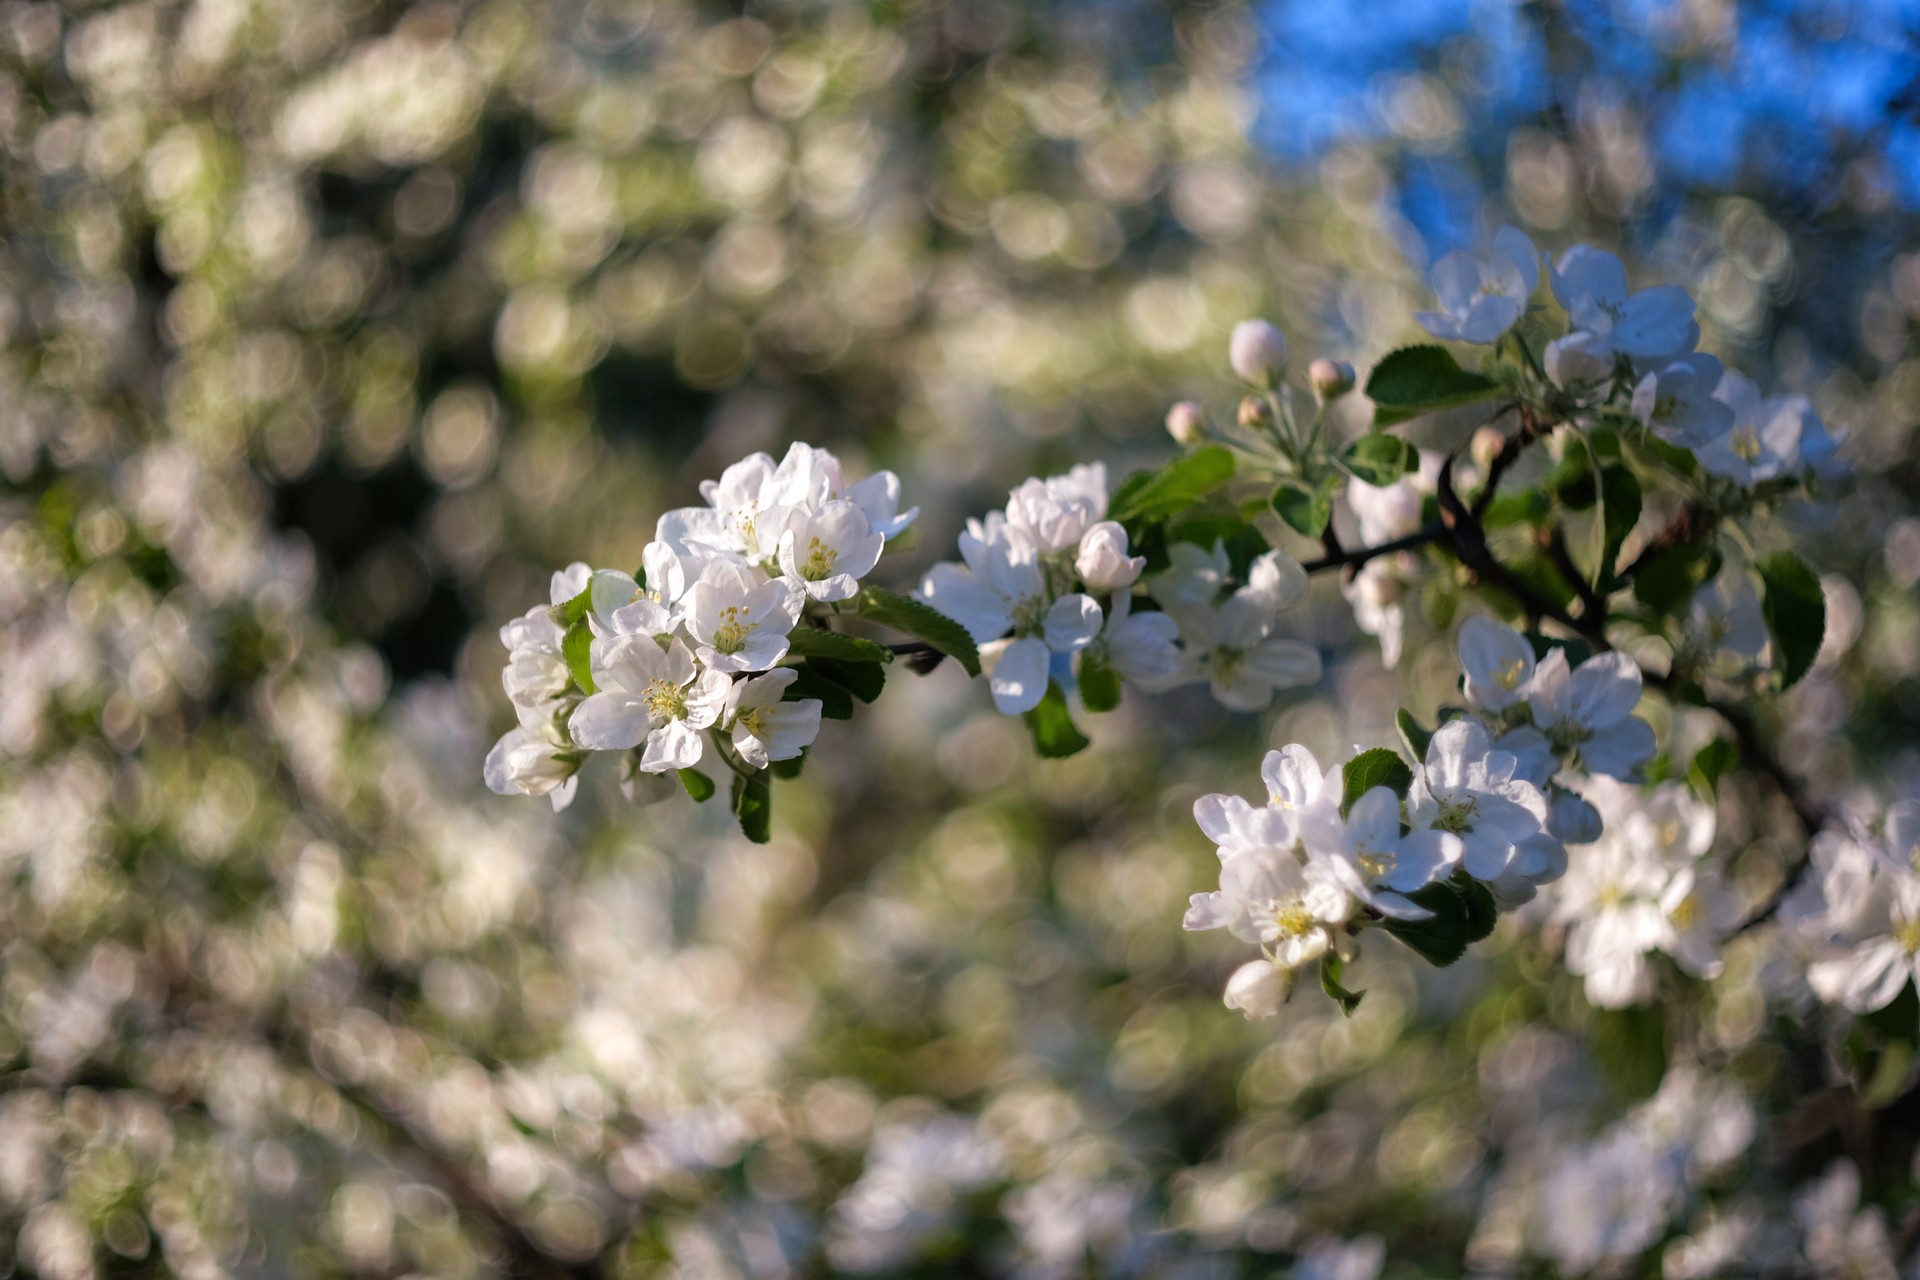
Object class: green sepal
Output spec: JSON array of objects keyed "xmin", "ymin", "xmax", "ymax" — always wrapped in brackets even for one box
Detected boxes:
[
  {"xmin": 1078, "ymin": 658, "xmax": 1123, "ymax": 713},
  {"xmin": 562, "ymin": 617, "xmax": 597, "ymax": 695},
  {"xmin": 1023, "ymin": 681, "xmax": 1091, "ymax": 759},
  {"xmin": 1320, "ymin": 953, "xmax": 1365, "ymax": 1017},
  {"xmin": 678, "ymin": 768, "xmax": 716, "ymax": 802},
  {"xmin": 731, "ymin": 768, "xmax": 771, "ymax": 843}
]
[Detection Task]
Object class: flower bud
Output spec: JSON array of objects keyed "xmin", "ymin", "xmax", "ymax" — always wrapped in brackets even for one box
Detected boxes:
[
  {"xmin": 1237, "ymin": 395, "xmax": 1272, "ymax": 430},
  {"xmin": 1229, "ymin": 319, "xmax": 1289, "ymax": 385},
  {"xmin": 1545, "ymin": 330, "xmax": 1613, "ymax": 389},
  {"xmin": 1308, "ymin": 358, "xmax": 1355, "ymax": 401},
  {"xmin": 1470, "ymin": 425, "xmax": 1507, "ymax": 477},
  {"xmin": 1223, "ymin": 959, "xmax": 1288, "ymax": 1019},
  {"xmin": 1164, "ymin": 400, "xmax": 1204, "ymax": 446}
]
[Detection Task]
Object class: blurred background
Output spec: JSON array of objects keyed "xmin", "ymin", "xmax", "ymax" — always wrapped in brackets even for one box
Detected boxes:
[{"xmin": 3, "ymin": 0, "xmax": 1919, "ymax": 1275}]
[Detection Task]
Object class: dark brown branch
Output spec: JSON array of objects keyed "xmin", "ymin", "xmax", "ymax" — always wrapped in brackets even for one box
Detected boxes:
[{"xmin": 1299, "ymin": 524, "xmax": 1446, "ymax": 576}]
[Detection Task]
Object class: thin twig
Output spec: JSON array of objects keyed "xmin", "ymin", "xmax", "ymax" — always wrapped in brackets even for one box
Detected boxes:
[{"xmin": 1299, "ymin": 525, "xmax": 1446, "ymax": 576}]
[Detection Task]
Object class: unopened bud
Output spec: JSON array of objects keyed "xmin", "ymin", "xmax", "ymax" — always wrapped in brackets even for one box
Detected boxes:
[
  {"xmin": 1308, "ymin": 358, "xmax": 1355, "ymax": 401},
  {"xmin": 1165, "ymin": 400, "xmax": 1205, "ymax": 446},
  {"xmin": 1237, "ymin": 395, "xmax": 1272, "ymax": 430},
  {"xmin": 1229, "ymin": 319, "xmax": 1289, "ymax": 385},
  {"xmin": 1470, "ymin": 424, "xmax": 1506, "ymax": 476}
]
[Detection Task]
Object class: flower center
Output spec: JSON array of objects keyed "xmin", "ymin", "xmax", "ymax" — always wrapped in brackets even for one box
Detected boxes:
[
  {"xmin": 1669, "ymin": 892, "xmax": 1697, "ymax": 929},
  {"xmin": 1355, "ymin": 847, "xmax": 1398, "ymax": 879},
  {"xmin": 1010, "ymin": 596, "xmax": 1048, "ymax": 635},
  {"xmin": 736, "ymin": 706, "xmax": 768, "ymax": 739},
  {"xmin": 1212, "ymin": 647, "xmax": 1245, "ymax": 679},
  {"xmin": 1730, "ymin": 428, "xmax": 1760, "ymax": 462},
  {"xmin": 1434, "ymin": 795, "xmax": 1478, "ymax": 834},
  {"xmin": 642, "ymin": 677, "xmax": 687, "ymax": 720},
  {"xmin": 713, "ymin": 605, "xmax": 754, "ymax": 654},
  {"xmin": 799, "ymin": 536, "xmax": 839, "ymax": 581},
  {"xmin": 1494, "ymin": 657, "xmax": 1527, "ymax": 691},
  {"xmin": 1266, "ymin": 894, "xmax": 1314, "ymax": 939},
  {"xmin": 1899, "ymin": 916, "xmax": 1920, "ymax": 955},
  {"xmin": 1652, "ymin": 392, "xmax": 1678, "ymax": 422}
]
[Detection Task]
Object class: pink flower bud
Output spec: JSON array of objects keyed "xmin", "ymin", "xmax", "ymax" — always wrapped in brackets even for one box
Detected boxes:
[
  {"xmin": 1164, "ymin": 400, "xmax": 1205, "ymax": 446},
  {"xmin": 1229, "ymin": 319, "xmax": 1288, "ymax": 385},
  {"xmin": 1308, "ymin": 358, "xmax": 1355, "ymax": 401}
]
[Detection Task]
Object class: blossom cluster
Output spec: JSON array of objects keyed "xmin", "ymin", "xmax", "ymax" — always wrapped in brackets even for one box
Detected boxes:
[
  {"xmin": 485, "ymin": 442, "xmax": 915, "ymax": 813},
  {"xmin": 918, "ymin": 462, "xmax": 1323, "ymax": 729},
  {"xmin": 1422, "ymin": 227, "xmax": 1844, "ymax": 489}
]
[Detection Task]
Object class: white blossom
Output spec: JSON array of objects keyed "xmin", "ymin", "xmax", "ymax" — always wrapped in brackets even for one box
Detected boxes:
[
  {"xmin": 1548, "ymin": 244, "xmax": 1697, "ymax": 360},
  {"xmin": 1414, "ymin": 226, "xmax": 1539, "ymax": 344},
  {"xmin": 1407, "ymin": 718, "xmax": 1553, "ymax": 882},
  {"xmin": 1184, "ymin": 842, "xmax": 1350, "ymax": 969},
  {"xmin": 569, "ymin": 636, "xmax": 731, "ymax": 772},
  {"xmin": 684, "ymin": 561, "xmax": 804, "ymax": 673},
  {"xmin": 1632, "ymin": 354, "xmax": 1736, "ymax": 447},
  {"xmin": 1528, "ymin": 648, "xmax": 1655, "ymax": 780},
  {"xmin": 1317, "ymin": 785, "xmax": 1462, "ymax": 919},
  {"xmin": 726, "ymin": 668, "xmax": 822, "ymax": 768},
  {"xmin": 1158, "ymin": 550, "xmax": 1320, "ymax": 712},
  {"xmin": 1458, "ymin": 615, "xmax": 1537, "ymax": 714},
  {"xmin": 1688, "ymin": 573, "xmax": 1768, "ymax": 659},
  {"xmin": 1696, "ymin": 373, "xmax": 1817, "ymax": 487},
  {"xmin": 778, "ymin": 500, "xmax": 885, "ymax": 602}
]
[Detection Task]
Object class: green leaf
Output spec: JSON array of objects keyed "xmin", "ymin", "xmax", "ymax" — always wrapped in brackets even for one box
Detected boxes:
[
  {"xmin": 1342, "ymin": 433, "xmax": 1419, "ymax": 486},
  {"xmin": 771, "ymin": 750, "xmax": 806, "ymax": 781},
  {"xmin": 783, "ymin": 665, "xmax": 854, "ymax": 720},
  {"xmin": 1109, "ymin": 447, "xmax": 1236, "ymax": 523},
  {"xmin": 1395, "ymin": 708, "xmax": 1433, "ymax": 763},
  {"xmin": 1340, "ymin": 747, "xmax": 1414, "ymax": 817},
  {"xmin": 1481, "ymin": 488, "xmax": 1551, "ymax": 530},
  {"xmin": 1320, "ymin": 954, "xmax": 1365, "ymax": 1017},
  {"xmin": 855, "ymin": 586, "xmax": 981, "ymax": 677},
  {"xmin": 1687, "ymin": 739, "xmax": 1738, "ymax": 798},
  {"xmin": 1023, "ymin": 681, "xmax": 1091, "ymax": 759},
  {"xmin": 1079, "ymin": 658, "xmax": 1123, "ymax": 713},
  {"xmin": 1365, "ymin": 344, "xmax": 1500, "ymax": 426},
  {"xmin": 678, "ymin": 768, "xmax": 716, "ymax": 802},
  {"xmin": 1272, "ymin": 474, "xmax": 1335, "ymax": 539},
  {"xmin": 554, "ymin": 584, "xmax": 592, "ymax": 626},
  {"xmin": 1759, "ymin": 551, "xmax": 1826, "ymax": 690},
  {"xmin": 562, "ymin": 617, "xmax": 596, "ymax": 695},
  {"xmin": 1162, "ymin": 515, "xmax": 1269, "ymax": 577},
  {"xmin": 1381, "ymin": 875, "xmax": 1498, "ymax": 967},
  {"xmin": 1631, "ymin": 542, "xmax": 1721, "ymax": 615},
  {"xmin": 784, "ymin": 627, "xmax": 892, "ymax": 665},
  {"xmin": 731, "ymin": 768, "xmax": 771, "ymax": 843},
  {"xmin": 1592, "ymin": 1005, "xmax": 1669, "ymax": 1101},
  {"xmin": 809, "ymin": 656, "xmax": 886, "ymax": 704},
  {"xmin": 1598, "ymin": 464, "xmax": 1642, "ymax": 577},
  {"xmin": 1524, "ymin": 632, "xmax": 1595, "ymax": 669},
  {"xmin": 1863, "ymin": 979, "xmax": 1919, "ymax": 1042}
]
